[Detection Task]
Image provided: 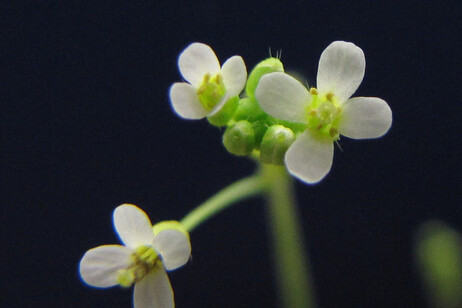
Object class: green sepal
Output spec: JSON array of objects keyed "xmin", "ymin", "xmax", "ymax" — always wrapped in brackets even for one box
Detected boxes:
[
  {"xmin": 223, "ymin": 120, "xmax": 255, "ymax": 156},
  {"xmin": 246, "ymin": 57, "xmax": 284, "ymax": 98},
  {"xmin": 233, "ymin": 97, "xmax": 266, "ymax": 123},
  {"xmin": 252, "ymin": 121, "xmax": 269, "ymax": 150},
  {"xmin": 153, "ymin": 220, "xmax": 190, "ymax": 240},
  {"xmin": 259, "ymin": 125, "xmax": 295, "ymax": 165},
  {"xmin": 207, "ymin": 96, "xmax": 239, "ymax": 127},
  {"xmin": 233, "ymin": 97, "xmax": 271, "ymax": 149}
]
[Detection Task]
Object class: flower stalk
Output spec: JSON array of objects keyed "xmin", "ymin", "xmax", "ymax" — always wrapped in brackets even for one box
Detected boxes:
[
  {"xmin": 180, "ymin": 165, "xmax": 315, "ymax": 307},
  {"xmin": 180, "ymin": 174, "xmax": 266, "ymax": 232},
  {"xmin": 260, "ymin": 163, "xmax": 315, "ymax": 308}
]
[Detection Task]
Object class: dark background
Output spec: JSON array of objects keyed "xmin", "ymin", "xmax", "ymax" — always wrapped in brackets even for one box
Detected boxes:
[{"xmin": 3, "ymin": 0, "xmax": 461, "ymax": 307}]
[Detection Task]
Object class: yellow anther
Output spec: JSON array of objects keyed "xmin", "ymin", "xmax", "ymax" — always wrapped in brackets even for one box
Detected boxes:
[
  {"xmin": 117, "ymin": 246, "xmax": 161, "ymax": 287},
  {"xmin": 326, "ymin": 92, "xmax": 335, "ymax": 102},
  {"xmin": 329, "ymin": 127, "xmax": 338, "ymax": 137},
  {"xmin": 203, "ymin": 73, "xmax": 211, "ymax": 83},
  {"xmin": 305, "ymin": 90, "xmax": 342, "ymax": 141},
  {"xmin": 197, "ymin": 74, "xmax": 209, "ymax": 95}
]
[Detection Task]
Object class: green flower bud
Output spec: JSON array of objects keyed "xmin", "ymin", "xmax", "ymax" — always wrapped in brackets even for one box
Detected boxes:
[
  {"xmin": 207, "ymin": 96, "xmax": 239, "ymax": 127},
  {"xmin": 259, "ymin": 125, "xmax": 295, "ymax": 165},
  {"xmin": 232, "ymin": 97, "xmax": 272, "ymax": 148},
  {"xmin": 246, "ymin": 57, "xmax": 284, "ymax": 98},
  {"xmin": 415, "ymin": 221, "xmax": 462, "ymax": 308},
  {"xmin": 234, "ymin": 97, "xmax": 265, "ymax": 122},
  {"xmin": 223, "ymin": 120, "xmax": 255, "ymax": 156},
  {"xmin": 233, "ymin": 97, "xmax": 266, "ymax": 122}
]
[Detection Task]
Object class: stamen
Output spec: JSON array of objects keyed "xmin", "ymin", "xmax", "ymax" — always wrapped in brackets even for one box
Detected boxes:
[
  {"xmin": 329, "ymin": 127, "xmax": 338, "ymax": 137},
  {"xmin": 197, "ymin": 73, "xmax": 226, "ymax": 110},
  {"xmin": 326, "ymin": 92, "xmax": 334, "ymax": 102},
  {"xmin": 305, "ymin": 90, "xmax": 341, "ymax": 141},
  {"xmin": 117, "ymin": 246, "xmax": 161, "ymax": 287}
]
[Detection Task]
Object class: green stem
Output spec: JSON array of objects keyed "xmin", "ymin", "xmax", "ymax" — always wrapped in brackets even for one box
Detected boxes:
[
  {"xmin": 260, "ymin": 163, "xmax": 315, "ymax": 308},
  {"xmin": 180, "ymin": 174, "xmax": 266, "ymax": 232},
  {"xmin": 179, "ymin": 165, "xmax": 315, "ymax": 307}
]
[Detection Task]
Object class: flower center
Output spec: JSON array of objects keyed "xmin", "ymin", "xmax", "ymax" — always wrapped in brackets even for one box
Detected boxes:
[
  {"xmin": 306, "ymin": 88, "xmax": 342, "ymax": 141},
  {"xmin": 117, "ymin": 245, "xmax": 161, "ymax": 287},
  {"xmin": 197, "ymin": 73, "xmax": 226, "ymax": 110}
]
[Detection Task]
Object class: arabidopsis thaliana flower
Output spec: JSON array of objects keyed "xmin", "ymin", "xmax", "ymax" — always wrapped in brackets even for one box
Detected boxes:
[
  {"xmin": 169, "ymin": 42, "xmax": 247, "ymax": 119},
  {"xmin": 256, "ymin": 41, "xmax": 392, "ymax": 184},
  {"xmin": 79, "ymin": 204, "xmax": 191, "ymax": 308}
]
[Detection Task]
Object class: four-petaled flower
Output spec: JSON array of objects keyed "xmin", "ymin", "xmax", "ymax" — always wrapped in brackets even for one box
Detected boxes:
[
  {"xmin": 169, "ymin": 42, "xmax": 247, "ymax": 119},
  {"xmin": 256, "ymin": 41, "xmax": 392, "ymax": 184},
  {"xmin": 79, "ymin": 204, "xmax": 191, "ymax": 308}
]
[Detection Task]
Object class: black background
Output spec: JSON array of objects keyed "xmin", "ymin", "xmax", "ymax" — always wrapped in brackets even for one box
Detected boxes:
[{"xmin": 3, "ymin": 0, "xmax": 461, "ymax": 307}]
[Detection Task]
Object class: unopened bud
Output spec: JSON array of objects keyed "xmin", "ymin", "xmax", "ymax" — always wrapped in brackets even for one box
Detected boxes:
[
  {"xmin": 233, "ymin": 97, "xmax": 265, "ymax": 122},
  {"xmin": 246, "ymin": 58, "xmax": 284, "ymax": 98},
  {"xmin": 415, "ymin": 221, "xmax": 462, "ymax": 308},
  {"xmin": 223, "ymin": 120, "xmax": 255, "ymax": 156},
  {"xmin": 259, "ymin": 125, "xmax": 295, "ymax": 165}
]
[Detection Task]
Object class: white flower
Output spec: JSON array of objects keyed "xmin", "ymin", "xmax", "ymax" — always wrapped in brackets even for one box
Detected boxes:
[
  {"xmin": 255, "ymin": 41, "xmax": 392, "ymax": 184},
  {"xmin": 169, "ymin": 42, "xmax": 247, "ymax": 119},
  {"xmin": 79, "ymin": 204, "xmax": 191, "ymax": 308}
]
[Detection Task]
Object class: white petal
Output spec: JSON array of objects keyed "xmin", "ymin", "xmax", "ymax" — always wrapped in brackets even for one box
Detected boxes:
[
  {"xmin": 153, "ymin": 229, "xmax": 191, "ymax": 271},
  {"xmin": 285, "ymin": 131, "xmax": 334, "ymax": 184},
  {"xmin": 178, "ymin": 42, "xmax": 220, "ymax": 87},
  {"xmin": 255, "ymin": 72, "xmax": 311, "ymax": 123},
  {"xmin": 113, "ymin": 204, "xmax": 155, "ymax": 249},
  {"xmin": 317, "ymin": 41, "xmax": 365, "ymax": 102},
  {"xmin": 134, "ymin": 268, "xmax": 174, "ymax": 308},
  {"xmin": 169, "ymin": 82, "xmax": 209, "ymax": 119},
  {"xmin": 79, "ymin": 245, "xmax": 132, "ymax": 288},
  {"xmin": 221, "ymin": 56, "xmax": 247, "ymax": 96},
  {"xmin": 339, "ymin": 97, "xmax": 392, "ymax": 139}
]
